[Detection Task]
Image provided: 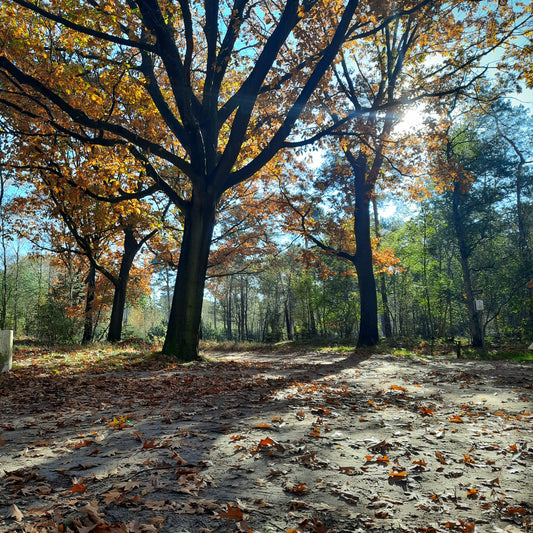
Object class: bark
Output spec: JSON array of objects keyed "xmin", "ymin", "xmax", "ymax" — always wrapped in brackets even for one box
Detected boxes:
[
  {"xmin": 82, "ymin": 263, "xmax": 96, "ymax": 344},
  {"xmin": 452, "ymin": 182, "xmax": 483, "ymax": 348},
  {"xmin": 350, "ymin": 152, "xmax": 379, "ymax": 347},
  {"xmin": 107, "ymin": 226, "xmax": 146, "ymax": 343},
  {"xmin": 162, "ymin": 193, "xmax": 217, "ymax": 361}
]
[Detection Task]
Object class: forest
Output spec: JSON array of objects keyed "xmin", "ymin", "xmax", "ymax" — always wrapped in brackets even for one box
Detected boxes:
[
  {"xmin": 0, "ymin": 0, "xmax": 531, "ymax": 358},
  {"xmin": 1, "ymin": 3, "xmax": 533, "ymax": 532}
]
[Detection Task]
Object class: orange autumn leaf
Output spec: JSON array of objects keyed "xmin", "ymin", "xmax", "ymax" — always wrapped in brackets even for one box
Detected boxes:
[
  {"xmin": 286, "ymin": 483, "xmax": 309, "ymax": 495},
  {"xmin": 142, "ymin": 438, "xmax": 157, "ymax": 449},
  {"xmin": 68, "ymin": 483, "xmax": 88, "ymax": 493},
  {"xmin": 219, "ymin": 503, "xmax": 243, "ymax": 521},
  {"xmin": 390, "ymin": 384, "xmax": 407, "ymax": 392},
  {"xmin": 230, "ymin": 435, "xmax": 244, "ymax": 441},
  {"xmin": 435, "ymin": 451, "xmax": 447, "ymax": 464},
  {"xmin": 108, "ymin": 416, "xmax": 131, "ymax": 429},
  {"xmin": 255, "ymin": 423, "xmax": 271, "ymax": 429},
  {"xmin": 388, "ymin": 471, "xmax": 407, "ymax": 480},
  {"xmin": 420, "ymin": 406, "xmax": 435, "ymax": 416},
  {"xmin": 466, "ymin": 487, "xmax": 479, "ymax": 498},
  {"xmin": 505, "ymin": 507, "xmax": 526, "ymax": 516},
  {"xmin": 70, "ymin": 439, "xmax": 94, "ymax": 449},
  {"xmin": 258, "ymin": 437, "xmax": 275, "ymax": 447},
  {"xmin": 449, "ymin": 415, "xmax": 463, "ymax": 423}
]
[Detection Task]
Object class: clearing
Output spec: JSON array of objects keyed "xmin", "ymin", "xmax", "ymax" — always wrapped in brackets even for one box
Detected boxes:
[{"xmin": 0, "ymin": 345, "xmax": 532, "ymax": 532}]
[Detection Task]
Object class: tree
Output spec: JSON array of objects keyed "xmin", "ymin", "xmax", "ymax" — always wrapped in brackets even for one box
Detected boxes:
[
  {"xmin": 0, "ymin": 0, "xmax": 370, "ymax": 360},
  {"xmin": 8, "ymin": 155, "xmax": 160, "ymax": 342},
  {"xmin": 279, "ymin": 0, "xmax": 530, "ymax": 347}
]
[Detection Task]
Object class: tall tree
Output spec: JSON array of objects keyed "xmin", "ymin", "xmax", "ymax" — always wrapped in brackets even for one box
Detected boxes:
[
  {"xmin": 0, "ymin": 0, "xmax": 371, "ymax": 360},
  {"xmin": 280, "ymin": 0, "xmax": 530, "ymax": 347}
]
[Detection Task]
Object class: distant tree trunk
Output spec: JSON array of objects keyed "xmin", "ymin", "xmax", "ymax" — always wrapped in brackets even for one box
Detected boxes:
[
  {"xmin": 225, "ymin": 277, "xmax": 234, "ymax": 341},
  {"xmin": 13, "ymin": 244, "xmax": 20, "ymax": 336},
  {"xmin": 82, "ymin": 263, "xmax": 96, "ymax": 344},
  {"xmin": 372, "ymin": 198, "xmax": 392, "ymax": 338},
  {"xmin": 421, "ymin": 209, "xmax": 435, "ymax": 341},
  {"xmin": 284, "ymin": 300, "xmax": 293, "ymax": 340},
  {"xmin": 452, "ymin": 181, "xmax": 483, "ymax": 347},
  {"xmin": 0, "ymin": 173, "xmax": 7, "ymax": 331},
  {"xmin": 238, "ymin": 276, "xmax": 248, "ymax": 341}
]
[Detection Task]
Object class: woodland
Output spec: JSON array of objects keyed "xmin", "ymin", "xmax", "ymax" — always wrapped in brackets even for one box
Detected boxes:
[
  {"xmin": 0, "ymin": 0, "xmax": 532, "ymax": 357},
  {"xmin": 0, "ymin": 1, "xmax": 533, "ymax": 530}
]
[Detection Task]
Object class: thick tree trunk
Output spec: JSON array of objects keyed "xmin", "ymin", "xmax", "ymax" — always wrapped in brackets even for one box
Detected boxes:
[
  {"xmin": 163, "ymin": 194, "xmax": 217, "ymax": 361},
  {"xmin": 82, "ymin": 263, "xmax": 96, "ymax": 344},
  {"xmin": 452, "ymin": 183, "xmax": 483, "ymax": 348},
  {"xmin": 351, "ymin": 153, "xmax": 379, "ymax": 347}
]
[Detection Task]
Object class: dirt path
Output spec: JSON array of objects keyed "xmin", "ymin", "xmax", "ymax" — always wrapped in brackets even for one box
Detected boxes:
[{"xmin": 1, "ymin": 350, "xmax": 532, "ymax": 532}]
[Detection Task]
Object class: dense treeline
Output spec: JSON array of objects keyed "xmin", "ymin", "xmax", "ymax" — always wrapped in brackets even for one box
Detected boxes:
[
  {"xmin": 1, "ymin": 102, "xmax": 530, "ymax": 347},
  {"xmin": 1, "ymin": 1, "xmax": 532, "ymax": 357}
]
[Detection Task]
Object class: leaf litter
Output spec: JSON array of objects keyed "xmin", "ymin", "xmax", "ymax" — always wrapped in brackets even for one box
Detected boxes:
[{"xmin": 0, "ymin": 346, "xmax": 532, "ymax": 532}]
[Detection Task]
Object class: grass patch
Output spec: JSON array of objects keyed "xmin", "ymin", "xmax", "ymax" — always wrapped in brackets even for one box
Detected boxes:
[
  {"xmin": 482, "ymin": 348, "xmax": 533, "ymax": 362},
  {"xmin": 11, "ymin": 341, "xmax": 174, "ymax": 376}
]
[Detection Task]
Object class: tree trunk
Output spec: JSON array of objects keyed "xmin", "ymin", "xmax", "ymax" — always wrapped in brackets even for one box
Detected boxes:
[
  {"xmin": 107, "ymin": 227, "xmax": 142, "ymax": 343},
  {"xmin": 82, "ymin": 263, "xmax": 96, "ymax": 344},
  {"xmin": 351, "ymin": 152, "xmax": 379, "ymax": 347},
  {"xmin": 13, "ymin": 244, "xmax": 20, "ymax": 336},
  {"xmin": 163, "ymin": 194, "xmax": 217, "ymax": 361},
  {"xmin": 452, "ymin": 182, "xmax": 483, "ymax": 348}
]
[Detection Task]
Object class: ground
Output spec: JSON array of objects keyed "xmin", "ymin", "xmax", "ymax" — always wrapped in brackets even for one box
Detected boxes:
[{"xmin": 0, "ymin": 345, "xmax": 532, "ymax": 533}]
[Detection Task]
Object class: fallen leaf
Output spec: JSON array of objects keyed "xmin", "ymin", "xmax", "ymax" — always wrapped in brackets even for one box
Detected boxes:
[
  {"xmin": 219, "ymin": 503, "xmax": 244, "ymax": 521},
  {"xmin": 388, "ymin": 471, "xmax": 407, "ymax": 481},
  {"xmin": 258, "ymin": 437, "xmax": 275, "ymax": 447},
  {"xmin": 81, "ymin": 499, "xmax": 104, "ymax": 521},
  {"xmin": 68, "ymin": 483, "xmax": 88, "ymax": 493},
  {"xmin": 9, "ymin": 504, "xmax": 23, "ymax": 521},
  {"xmin": 285, "ymin": 482, "xmax": 309, "ymax": 495}
]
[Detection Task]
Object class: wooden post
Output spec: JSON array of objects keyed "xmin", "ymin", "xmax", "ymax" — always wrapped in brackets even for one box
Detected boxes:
[{"xmin": 0, "ymin": 330, "xmax": 13, "ymax": 372}]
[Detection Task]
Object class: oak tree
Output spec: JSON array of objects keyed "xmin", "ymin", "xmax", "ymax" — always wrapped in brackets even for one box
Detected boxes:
[{"xmin": 0, "ymin": 0, "xmax": 363, "ymax": 360}]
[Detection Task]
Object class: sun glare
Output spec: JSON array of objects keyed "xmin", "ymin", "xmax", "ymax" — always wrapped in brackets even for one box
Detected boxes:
[{"xmin": 396, "ymin": 107, "xmax": 427, "ymax": 134}]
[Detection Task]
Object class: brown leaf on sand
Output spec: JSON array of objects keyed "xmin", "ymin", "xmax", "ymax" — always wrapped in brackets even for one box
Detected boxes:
[
  {"xmin": 81, "ymin": 499, "xmax": 104, "ymax": 522},
  {"xmin": 9, "ymin": 504, "xmax": 23, "ymax": 521}
]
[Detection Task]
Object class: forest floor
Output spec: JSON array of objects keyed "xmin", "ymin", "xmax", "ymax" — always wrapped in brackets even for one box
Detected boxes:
[{"xmin": 0, "ymin": 343, "xmax": 532, "ymax": 533}]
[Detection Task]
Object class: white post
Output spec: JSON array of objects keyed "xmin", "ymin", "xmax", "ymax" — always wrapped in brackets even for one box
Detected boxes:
[{"xmin": 0, "ymin": 330, "xmax": 13, "ymax": 372}]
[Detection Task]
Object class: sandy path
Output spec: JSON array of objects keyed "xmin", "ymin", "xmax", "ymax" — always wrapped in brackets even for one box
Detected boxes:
[{"xmin": 1, "ymin": 351, "xmax": 532, "ymax": 532}]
